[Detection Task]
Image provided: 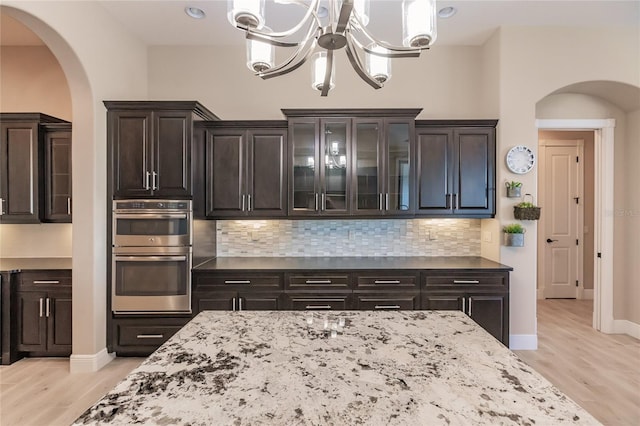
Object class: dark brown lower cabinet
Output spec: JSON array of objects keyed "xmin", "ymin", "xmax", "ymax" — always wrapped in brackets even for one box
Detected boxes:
[
  {"xmin": 421, "ymin": 271, "xmax": 509, "ymax": 346},
  {"xmin": 16, "ymin": 289, "xmax": 72, "ymax": 355},
  {"xmin": 195, "ymin": 291, "xmax": 284, "ymax": 311},
  {"xmin": 111, "ymin": 316, "xmax": 192, "ymax": 356}
]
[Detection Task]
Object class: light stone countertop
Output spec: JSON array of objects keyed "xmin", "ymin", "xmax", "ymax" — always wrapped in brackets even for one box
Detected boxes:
[{"xmin": 74, "ymin": 310, "xmax": 600, "ymax": 425}]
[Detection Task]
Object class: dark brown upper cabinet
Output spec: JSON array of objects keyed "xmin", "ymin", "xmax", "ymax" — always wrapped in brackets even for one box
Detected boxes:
[
  {"xmin": 105, "ymin": 101, "xmax": 218, "ymax": 199},
  {"xmin": 203, "ymin": 121, "xmax": 287, "ymax": 218},
  {"xmin": 42, "ymin": 123, "xmax": 72, "ymax": 223},
  {"xmin": 352, "ymin": 117, "xmax": 416, "ymax": 216},
  {"xmin": 283, "ymin": 109, "xmax": 420, "ymax": 218},
  {"xmin": 415, "ymin": 120, "xmax": 497, "ymax": 218},
  {"xmin": 0, "ymin": 113, "xmax": 70, "ymax": 224}
]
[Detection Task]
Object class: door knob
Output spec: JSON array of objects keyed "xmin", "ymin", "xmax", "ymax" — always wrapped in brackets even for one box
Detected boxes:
[{"xmin": 546, "ymin": 238, "xmax": 558, "ymax": 243}]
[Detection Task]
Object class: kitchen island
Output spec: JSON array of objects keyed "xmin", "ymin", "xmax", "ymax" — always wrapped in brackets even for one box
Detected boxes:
[{"xmin": 75, "ymin": 310, "xmax": 599, "ymax": 425}]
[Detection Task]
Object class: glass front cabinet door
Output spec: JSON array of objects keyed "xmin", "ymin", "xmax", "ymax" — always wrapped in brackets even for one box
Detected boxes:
[
  {"xmin": 289, "ymin": 118, "xmax": 350, "ymax": 216},
  {"xmin": 352, "ymin": 118, "xmax": 414, "ymax": 216}
]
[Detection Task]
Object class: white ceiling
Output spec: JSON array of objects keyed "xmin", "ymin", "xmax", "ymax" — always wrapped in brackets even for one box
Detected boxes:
[{"xmin": 2, "ymin": 1, "xmax": 637, "ymax": 47}]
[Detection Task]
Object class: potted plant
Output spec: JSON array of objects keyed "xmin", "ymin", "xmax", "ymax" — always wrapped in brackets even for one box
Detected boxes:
[
  {"xmin": 503, "ymin": 223, "xmax": 525, "ymax": 246},
  {"xmin": 513, "ymin": 194, "xmax": 541, "ymax": 220},
  {"xmin": 505, "ymin": 181, "xmax": 522, "ymax": 198}
]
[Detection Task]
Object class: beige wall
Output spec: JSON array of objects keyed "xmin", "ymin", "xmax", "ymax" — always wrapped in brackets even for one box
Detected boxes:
[
  {"xmin": 624, "ymin": 109, "xmax": 640, "ymax": 324},
  {"xmin": 148, "ymin": 45, "xmax": 488, "ymax": 120}
]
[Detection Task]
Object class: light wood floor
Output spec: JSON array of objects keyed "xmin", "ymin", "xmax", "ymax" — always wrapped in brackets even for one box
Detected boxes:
[
  {"xmin": 0, "ymin": 301, "xmax": 638, "ymax": 426},
  {"xmin": 515, "ymin": 299, "xmax": 640, "ymax": 426}
]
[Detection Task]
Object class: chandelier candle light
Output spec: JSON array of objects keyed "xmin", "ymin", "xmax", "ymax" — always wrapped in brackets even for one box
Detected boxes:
[{"xmin": 227, "ymin": 0, "xmax": 438, "ymax": 96}]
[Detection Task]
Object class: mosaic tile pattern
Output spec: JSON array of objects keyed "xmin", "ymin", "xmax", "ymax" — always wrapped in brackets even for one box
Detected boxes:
[{"xmin": 216, "ymin": 219, "xmax": 480, "ymax": 257}]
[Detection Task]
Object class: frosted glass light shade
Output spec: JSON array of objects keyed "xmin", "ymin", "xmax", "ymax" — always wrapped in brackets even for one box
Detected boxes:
[
  {"xmin": 311, "ymin": 52, "xmax": 335, "ymax": 92},
  {"xmin": 246, "ymin": 33, "xmax": 274, "ymax": 72},
  {"xmin": 402, "ymin": 0, "xmax": 437, "ymax": 48},
  {"xmin": 365, "ymin": 44, "xmax": 391, "ymax": 84},
  {"xmin": 227, "ymin": 0, "xmax": 265, "ymax": 29},
  {"xmin": 353, "ymin": 0, "xmax": 370, "ymax": 26}
]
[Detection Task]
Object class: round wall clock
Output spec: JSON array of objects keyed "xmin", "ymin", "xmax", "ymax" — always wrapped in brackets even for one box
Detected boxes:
[{"xmin": 506, "ymin": 145, "xmax": 535, "ymax": 174}]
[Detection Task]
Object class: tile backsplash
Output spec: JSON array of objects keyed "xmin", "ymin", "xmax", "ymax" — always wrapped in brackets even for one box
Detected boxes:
[{"xmin": 215, "ymin": 219, "xmax": 480, "ymax": 257}]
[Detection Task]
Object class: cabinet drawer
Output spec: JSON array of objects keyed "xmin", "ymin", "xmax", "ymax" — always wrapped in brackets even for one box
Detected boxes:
[
  {"xmin": 422, "ymin": 272, "xmax": 508, "ymax": 289},
  {"xmin": 117, "ymin": 323, "xmax": 184, "ymax": 347},
  {"xmin": 355, "ymin": 273, "xmax": 418, "ymax": 289},
  {"xmin": 354, "ymin": 294, "xmax": 419, "ymax": 310},
  {"xmin": 286, "ymin": 273, "xmax": 351, "ymax": 290},
  {"xmin": 19, "ymin": 270, "xmax": 72, "ymax": 289},
  {"xmin": 286, "ymin": 295, "xmax": 351, "ymax": 310},
  {"xmin": 193, "ymin": 273, "xmax": 283, "ymax": 290}
]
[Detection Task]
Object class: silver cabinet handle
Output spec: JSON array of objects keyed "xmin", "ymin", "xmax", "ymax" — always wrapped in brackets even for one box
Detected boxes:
[
  {"xmin": 232, "ymin": 297, "xmax": 236, "ymax": 311},
  {"xmin": 468, "ymin": 298, "xmax": 473, "ymax": 317},
  {"xmin": 374, "ymin": 280, "xmax": 400, "ymax": 284},
  {"xmin": 136, "ymin": 334, "xmax": 164, "ymax": 339},
  {"xmin": 247, "ymin": 194, "xmax": 252, "ymax": 212},
  {"xmin": 39, "ymin": 298, "xmax": 44, "ymax": 317},
  {"xmin": 238, "ymin": 298, "xmax": 243, "ymax": 311},
  {"xmin": 305, "ymin": 280, "xmax": 332, "ymax": 284},
  {"xmin": 67, "ymin": 197, "xmax": 71, "ymax": 215},
  {"xmin": 145, "ymin": 171, "xmax": 151, "ymax": 190},
  {"xmin": 445, "ymin": 194, "xmax": 451, "ymax": 210},
  {"xmin": 461, "ymin": 297, "xmax": 466, "ymax": 314},
  {"xmin": 224, "ymin": 280, "xmax": 251, "ymax": 284},
  {"xmin": 314, "ymin": 193, "xmax": 319, "ymax": 211},
  {"xmin": 46, "ymin": 298, "xmax": 51, "ymax": 317},
  {"xmin": 0, "ymin": 197, "xmax": 5, "ymax": 215},
  {"xmin": 321, "ymin": 193, "xmax": 326, "ymax": 211},
  {"xmin": 305, "ymin": 305, "xmax": 331, "ymax": 310},
  {"xmin": 152, "ymin": 171, "xmax": 158, "ymax": 190},
  {"xmin": 385, "ymin": 193, "xmax": 389, "ymax": 210},
  {"xmin": 242, "ymin": 194, "xmax": 246, "ymax": 211},
  {"xmin": 379, "ymin": 193, "xmax": 383, "ymax": 211},
  {"xmin": 453, "ymin": 280, "xmax": 480, "ymax": 284},
  {"xmin": 33, "ymin": 280, "xmax": 60, "ymax": 284},
  {"xmin": 453, "ymin": 193, "xmax": 459, "ymax": 210},
  {"xmin": 374, "ymin": 305, "xmax": 401, "ymax": 309}
]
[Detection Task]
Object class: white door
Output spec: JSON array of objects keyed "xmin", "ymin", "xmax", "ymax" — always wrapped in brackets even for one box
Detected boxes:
[{"xmin": 542, "ymin": 144, "xmax": 582, "ymax": 298}]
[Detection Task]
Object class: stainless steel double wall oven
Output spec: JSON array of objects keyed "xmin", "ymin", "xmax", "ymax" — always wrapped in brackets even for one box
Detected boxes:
[{"xmin": 112, "ymin": 200, "xmax": 192, "ymax": 313}]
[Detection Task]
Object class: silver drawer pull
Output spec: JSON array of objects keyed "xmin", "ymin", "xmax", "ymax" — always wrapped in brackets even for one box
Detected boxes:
[
  {"xmin": 224, "ymin": 280, "xmax": 251, "ymax": 284},
  {"xmin": 46, "ymin": 298, "xmax": 50, "ymax": 317},
  {"xmin": 136, "ymin": 334, "xmax": 164, "ymax": 339},
  {"xmin": 305, "ymin": 305, "xmax": 332, "ymax": 310},
  {"xmin": 33, "ymin": 280, "xmax": 60, "ymax": 284},
  {"xmin": 374, "ymin": 280, "xmax": 401, "ymax": 284},
  {"xmin": 39, "ymin": 298, "xmax": 44, "ymax": 317},
  {"xmin": 305, "ymin": 280, "xmax": 332, "ymax": 284},
  {"xmin": 453, "ymin": 280, "xmax": 480, "ymax": 284},
  {"xmin": 374, "ymin": 305, "xmax": 401, "ymax": 309}
]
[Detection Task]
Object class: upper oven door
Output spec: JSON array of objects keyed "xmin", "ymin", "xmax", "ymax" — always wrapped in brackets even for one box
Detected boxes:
[{"xmin": 113, "ymin": 212, "xmax": 191, "ymax": 247}]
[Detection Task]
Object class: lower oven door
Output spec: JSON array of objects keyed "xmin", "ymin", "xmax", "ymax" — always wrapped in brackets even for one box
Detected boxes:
[{"xmin": 112, "ymin": 247, "xmax": 192, "ymax": 314}]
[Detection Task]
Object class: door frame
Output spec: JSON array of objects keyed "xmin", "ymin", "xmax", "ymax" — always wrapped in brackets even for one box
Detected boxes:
[
  {"xmin": 538, "ymin": 139, "xmax": 584, "ymax": 300},
  {"xmin": 535, "ymin": 119, "xmax": 615, "ymax": 333}
]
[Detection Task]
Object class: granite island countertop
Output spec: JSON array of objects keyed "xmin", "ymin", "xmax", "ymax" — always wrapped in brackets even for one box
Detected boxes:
[
  {"xmin": 75, "ymin": 310, "xmax": 598, "ymax": 425},
  {"xmin": 193, "ymin": 256, "xmax": 513, "ymax": 271}
]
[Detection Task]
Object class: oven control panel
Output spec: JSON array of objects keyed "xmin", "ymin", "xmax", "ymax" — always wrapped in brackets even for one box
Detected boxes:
[{"xmin": 113, "ymin": 200, "xmax": 191, "ymax": 211}]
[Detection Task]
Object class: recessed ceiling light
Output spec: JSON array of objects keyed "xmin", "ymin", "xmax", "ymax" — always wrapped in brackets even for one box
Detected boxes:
[
  {"xmin": 185, "ymin": 7, "xmax": 206, "ymax": 19},
  {"xmin": 438, "ymin": 6, "xmax": 457, "ymax": 19}
]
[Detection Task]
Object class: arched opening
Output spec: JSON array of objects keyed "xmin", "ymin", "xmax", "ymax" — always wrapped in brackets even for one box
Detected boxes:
[
  {"xmin": 535, "ymin": 80, "xmax": 640, "ymax": 337},
  {"xmin": 1, "ymin": 6, "xmax": 110, "ymax": 371}
]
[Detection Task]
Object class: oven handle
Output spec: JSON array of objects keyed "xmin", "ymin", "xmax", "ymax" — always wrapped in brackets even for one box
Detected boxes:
[
  {"xmin": 114, "ymin": 213, "xmax": 188, "ymax": 220},
  {"xmin": 114, "ymin": 256, "xmax": 188, "ymax": 262}
]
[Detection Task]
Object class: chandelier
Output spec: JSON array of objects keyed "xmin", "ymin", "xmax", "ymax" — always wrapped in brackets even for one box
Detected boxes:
[{"xmin": 227, "ymin": 0, "xmax": 437, "ymax": 96}]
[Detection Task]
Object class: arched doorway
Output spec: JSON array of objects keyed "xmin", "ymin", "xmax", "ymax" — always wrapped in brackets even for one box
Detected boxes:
[{"xmin": 535, "ymin": 81, "xmax": 640, "ymax": 336}]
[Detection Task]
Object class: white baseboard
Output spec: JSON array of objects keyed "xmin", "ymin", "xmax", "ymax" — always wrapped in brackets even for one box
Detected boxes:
[
  {"xmin": 612, "ymin": 319, "xmax": 640, "ymax": 340},
  {"xmin": 70, "ymin": 348, "xmax": 115, "ymax": 373},
  {"xmin": 509, "ymin": 334, "xmax": 538, "ymax": 350}
]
